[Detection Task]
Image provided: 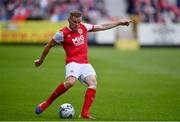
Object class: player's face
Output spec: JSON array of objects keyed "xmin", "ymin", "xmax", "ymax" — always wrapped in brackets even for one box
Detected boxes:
[{"xmin": 69, "ymin": 16, "xmax": 81, "ymax": 31}]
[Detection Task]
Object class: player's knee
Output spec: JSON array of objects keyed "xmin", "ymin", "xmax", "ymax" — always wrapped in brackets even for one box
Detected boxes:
[
  {"xmin": 64, "ymin": 76, "xmax": 77, "ymax": 88},
  {"xmin": 65, "ymin": 80, "xmax": 75, "ymax": 88},
  {"xmin": 86, "ymin": 75, "xmax": 97, "ymax": 89},
  {"xmin": 90, "ymin": 78, "xmax": 97, "ymax": 86}
]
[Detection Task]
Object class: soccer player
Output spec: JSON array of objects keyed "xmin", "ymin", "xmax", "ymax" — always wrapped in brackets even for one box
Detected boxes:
[{"xmin": 34, "ymin": 10, "xmax": 132, "ymax": 119}]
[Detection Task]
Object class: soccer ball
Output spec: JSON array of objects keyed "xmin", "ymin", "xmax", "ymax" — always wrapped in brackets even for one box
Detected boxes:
[{"xmin": 58, "ymin": 103, "xmax": 75, "ymax": 118}]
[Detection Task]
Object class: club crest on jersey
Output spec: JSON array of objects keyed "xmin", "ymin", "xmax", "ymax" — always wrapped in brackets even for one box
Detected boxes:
[
  {"xmin": 72, "ymin": 35, "xmax": 84, "ymax": 46},
  {"xmin": 78, "ymin": 29, "xmax": 83, "ymax": 34}
]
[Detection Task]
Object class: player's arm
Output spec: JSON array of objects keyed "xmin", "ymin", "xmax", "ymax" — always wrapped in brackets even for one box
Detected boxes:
[
  {"xmin": 93, "ymin": 19, "xmax": 133, "ymax": 32},
  {"xmin": 34, "ymin": 39, "xmax": 56, "ymax": 67}
]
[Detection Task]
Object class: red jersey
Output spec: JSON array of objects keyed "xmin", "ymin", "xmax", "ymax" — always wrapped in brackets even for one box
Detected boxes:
[{"xmin": 52, "ymin": 23, "xmax": 94, "ymax": 64}]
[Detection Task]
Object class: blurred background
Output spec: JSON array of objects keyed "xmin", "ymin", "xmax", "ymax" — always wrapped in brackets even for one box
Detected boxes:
[{"xmin": 0, "ymin": 0, "xmax": 180, "ymax": 47}]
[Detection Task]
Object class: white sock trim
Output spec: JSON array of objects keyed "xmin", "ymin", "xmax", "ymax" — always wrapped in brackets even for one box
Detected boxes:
[{"xmin": 88, "ymin": 85, "xmax": 96, "ymax": 89}]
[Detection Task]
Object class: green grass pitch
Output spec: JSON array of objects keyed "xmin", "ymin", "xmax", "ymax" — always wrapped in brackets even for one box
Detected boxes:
[{"xmin": 0, "ymin": 45, "xmax": 180, "ymax": 121}]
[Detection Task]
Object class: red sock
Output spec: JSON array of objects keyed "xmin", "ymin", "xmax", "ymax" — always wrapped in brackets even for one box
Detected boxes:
[
  {"xmin": 46, "ymin": 82, "xmax": 68, "ymax": 105},
  {"xmin": 81, "ymin": 88, "xmax": 96, "ymax": 116}
]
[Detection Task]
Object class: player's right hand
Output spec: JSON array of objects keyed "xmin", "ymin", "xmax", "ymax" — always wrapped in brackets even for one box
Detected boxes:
[{"xmin": 34, "ymin": 59, "xmax": 43, "ymax": 67}]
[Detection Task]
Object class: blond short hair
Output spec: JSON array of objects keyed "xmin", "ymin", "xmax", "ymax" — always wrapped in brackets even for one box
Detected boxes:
[{"xmin": 69, "ymin": 10, "xmax": 82, "ymax": 19}]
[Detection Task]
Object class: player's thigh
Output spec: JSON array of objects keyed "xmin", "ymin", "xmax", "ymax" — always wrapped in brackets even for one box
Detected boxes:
[
  {"xmin": 65, "ymin": 62, "xmax": 81, "ymax": 79},
  {"xmin": 79, "ymin": 64, "xmax": 97, "ymax": 87}
]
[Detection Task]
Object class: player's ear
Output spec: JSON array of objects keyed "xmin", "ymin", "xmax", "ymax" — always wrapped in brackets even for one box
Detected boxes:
[{"xmin": 68, "ymin": 17, "xmax": 71, "ymax": 23}]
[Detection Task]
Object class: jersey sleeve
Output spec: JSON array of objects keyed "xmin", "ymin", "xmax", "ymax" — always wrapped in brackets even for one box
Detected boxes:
[
  {"xmin": 52, "ymin": 31, "xmax": 64, "ymax": 43},
  {"xmin": 82, "ymin": 23, "xmax": 94, "ymax": 32}
]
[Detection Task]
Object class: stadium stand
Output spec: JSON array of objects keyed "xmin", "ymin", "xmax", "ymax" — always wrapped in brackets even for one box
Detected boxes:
[
  {"xmin": 126, "ymin": 0, "xmax": 180, "ymax": 23},
  {"xmin": 0, "ymin": 0, "xmax": 109, "ymax": 23},
  {"xmin": 0, "ymin": 0, "xmax": 179, "ymax": 46}
]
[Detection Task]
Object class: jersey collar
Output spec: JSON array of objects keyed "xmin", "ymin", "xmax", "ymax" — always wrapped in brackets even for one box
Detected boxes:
[{"xmin": 67, "ymin": 26, "xmax": 73, "ymax": 31}]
